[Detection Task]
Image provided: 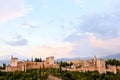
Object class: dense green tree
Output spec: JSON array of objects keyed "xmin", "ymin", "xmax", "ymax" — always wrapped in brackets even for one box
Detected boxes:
[
  {"xmin": 0, "ymin": 69, "xmax": 120, "ymax": 80},
  {"xmin": 0, "ymin": 63, "xmax": 6, "ymax": 69},
  {"xmin": 2, "ymin": 63, "xmax": 6, "ymax": 69},
  {"xmin": 106, "ymin": 59, "xmax": 120, "ymax": 66},
  {"xmin": 34, "ymin": 58, "xmax": 43, "ymax": 62},
  {"xmin": 59, "ymin": 61, "xmax": 73, "ymax": 67}
]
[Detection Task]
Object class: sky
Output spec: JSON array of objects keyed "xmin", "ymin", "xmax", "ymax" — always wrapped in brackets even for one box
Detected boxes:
[{"xmin": 0, "ymin": 0, "xmax": 120, "ymax": 59}]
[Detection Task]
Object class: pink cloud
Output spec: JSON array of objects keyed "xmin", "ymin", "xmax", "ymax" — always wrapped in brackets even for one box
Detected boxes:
[{"xmin": 0, "ymin": 0, "xmax": 32, "ymax": 22}]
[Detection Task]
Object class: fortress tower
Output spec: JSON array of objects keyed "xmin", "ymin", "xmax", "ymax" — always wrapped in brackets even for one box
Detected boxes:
[
  {"xmin": 10, "ymin": 56, "xmax": 18, "ymax": 66},
  {"xmin": 97, "ymin": 59, "xmax": 106, "ymax": 74},
  {"xmin": 22, "ymin": 60, "xmax": 27, "ymax": 72},
  {"xmin": 93, "ymin": 56, "xmax": 97, "ymax": 65},
  {"xmin": 46, "ymin": 56, "xmax": 54, "ymax": 65}
]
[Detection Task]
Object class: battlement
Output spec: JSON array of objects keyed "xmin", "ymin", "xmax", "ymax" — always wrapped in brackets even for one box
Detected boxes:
[
  {"xmin": 10, "ymin": 57, "xmax": 18, "ymax": 67},
  {"xmin": 6, "ymin": 56, "xmax": 56, "ymax": 72},
  {"xmin": 46, "ymin": 56, "xmax": 54, "ymax": 65}
]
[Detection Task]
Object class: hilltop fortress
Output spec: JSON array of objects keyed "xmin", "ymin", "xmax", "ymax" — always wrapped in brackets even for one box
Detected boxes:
[
  {"xmin": 6, "ymin": 56, "xmax": 58, "ymax": 72},
  {"xmin": 64, "ymin": 56, "xmax": 120, "ymax": 74},
  {"xmin": 5, "ymin": 56, "xmax": 120, "ymax": 74}
]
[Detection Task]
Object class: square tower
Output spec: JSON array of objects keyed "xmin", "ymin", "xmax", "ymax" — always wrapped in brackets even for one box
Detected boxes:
[
  {"xmin": 97, "ymin": 59, "xmax": 106, "ymax": 74},
  {"xmin": 46, "ymin": 56, "xmax": 54, "ymax": 65},
  {"xmin": 10, "ymin": 56, "xmax": 18, "ymax": 66}
]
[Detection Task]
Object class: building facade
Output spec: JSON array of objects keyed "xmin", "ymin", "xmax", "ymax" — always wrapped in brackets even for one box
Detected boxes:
[
  {"xmin": 66, "ymin": 56, "xmax": 120, "ymax": 74},
  {"xmin": 6, "ymin": 56, "xmax": 120, "ymax": 74},
  {"xmin": 6, "ymin": 56, "xmax": 56, "ymax": 72}
]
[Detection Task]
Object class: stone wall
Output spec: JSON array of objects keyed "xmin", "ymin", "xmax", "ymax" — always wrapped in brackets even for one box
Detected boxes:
[
  {"xmin": 10, "ymin": 58, "xmax": 18, "ymax": 66},
  {"xmin": 96, "ymin": 59, "xmax": 106, "ymax": 74},
  {"xmin": 67, "ymin": 58, "xmax": 106, "ymax": 74},
  {"xmin": 6, "ymin": 56, "xmax": 56, "ymax": 72},
  {"xmin": 106, "ymin": 65, "xmax": 117, "ymax": 74},
  {"xmin": 46, "ymin": 56, "xmax": 54, "ymax": 65}
]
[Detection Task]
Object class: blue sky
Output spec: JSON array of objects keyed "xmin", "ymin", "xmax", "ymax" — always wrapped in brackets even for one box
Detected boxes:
[{"xmin": 0, "ymin": 0, "xmax": 120, "ymax": 59}]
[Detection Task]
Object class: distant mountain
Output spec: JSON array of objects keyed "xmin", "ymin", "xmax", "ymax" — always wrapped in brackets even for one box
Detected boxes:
[
  {"xmin": 0, "ymin": 53, "xmax": 120, "ymax": 66},
  {"xmin": 0, "ymin": 54, "xmax": 28, "ymax": 66},
  {"xmin": 55, "ymin": 57, "xmax": 92, "ymax": 62},
  {"xmin": 0, "ymin": 54, "xmax": 28, "ymax": 61},
  {"xmin": 55, "ymin": 53, "xmax": 120, "ymax": 62},
  {"xmin": 0, "ymin": 60, "xmax": 10, "ymax": 66},
  {"xmin": 101, "ymin": 53, "xmax": 120, "ymax": 60}
]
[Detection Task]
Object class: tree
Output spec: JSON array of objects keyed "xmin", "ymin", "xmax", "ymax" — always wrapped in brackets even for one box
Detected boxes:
[
  {"xmin": 34, "ymin": 58, "xmax": 42, "ymax": 62},
  {"xmin": 2, "ymin": 63, "xmax": 6, "ymax": 69},
  {"xmin": 39, "ymin": 58, "xmax": 42, "ymax": 62},
  {"xmin": 35, "ymin": 58, "xmax": 39, "ymax": 62},
  {"xmin": 106, "ymin": 59, "xmax": 120, "ymax": 66},
  {"xmin": 60, "ymin": 61, "xmax": 73, "ymax": 67}
]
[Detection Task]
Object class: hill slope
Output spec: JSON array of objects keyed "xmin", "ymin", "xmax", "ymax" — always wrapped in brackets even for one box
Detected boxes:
[{"xmin": 101, "ymin": 53, "xmax": 120, "ymax": 60}]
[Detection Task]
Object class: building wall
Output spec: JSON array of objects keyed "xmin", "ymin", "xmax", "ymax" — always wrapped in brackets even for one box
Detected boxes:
[
  {"xmin": 46, "ymin": 56, "xmax": 54, "ymax": 65},
  {"xmin": 6, "ymin": 56, "xmax": 120, "ymax": 74},
  {"xmin": 10, "ymin": 58, "xmax": 18, "ymax": 66},
  {"xmin": 26, "ymin": 62, "xmax": 50, "ymax": 69},
  {"xmin": 67, "ymin": 58, "xmax": 106, "ymax": 74},
  {"xmin": 96, "ymin": 59, "xmax": 106, "ymax": 74},
  {"xmin": 6, "ymin": 56, "xmax": 55, "ymax": 72},
  {"xmin": 106, "ymin": 65, "xmax": 117, "ymax": 74},
  {"xmin": 6, "ymin": 66, "xmax": 21, "ymax": 72},
  {"xmin": 6, "ymin": 61, "xmax": 52, "ymax": 72}
]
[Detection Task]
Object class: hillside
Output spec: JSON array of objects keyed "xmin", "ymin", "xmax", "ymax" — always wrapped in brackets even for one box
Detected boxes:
[
  {"xmin": 56, "ymin": 53, "xmax": 120, "ymax": 62},
  {"xmin": 101, "ymin": 53, "xmax": 120, "ymax": 60}
]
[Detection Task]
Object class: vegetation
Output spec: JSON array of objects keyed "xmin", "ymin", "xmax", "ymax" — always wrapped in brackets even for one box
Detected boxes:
[
  {"xmin": 0, "ymin": 68, "xmax": 120, "ymax": 80},
  {"xmin": 59, "ymin": 61, "xmax": 73, "ymax": 67},
  {"xmin": 34, "ymin": 58, "xmax": 43, "ymax": 62},
  {"xmin": 1, "ymin": 59, "xmax": 120, "ymax": 80},
  {"xmin": 0, "ymin": 69, "xmax": 48, "ymax": 80},
  {"xmin": 106, "ymin": 59, "xmax": 120, "ymax": 66},
  {"xmin": 0, "ymin": 63, "xmax": 6, "ymax": 69}
]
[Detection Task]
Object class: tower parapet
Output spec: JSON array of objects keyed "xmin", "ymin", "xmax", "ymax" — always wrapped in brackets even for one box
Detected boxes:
[
  {"xmin": 10, "ymin": 56, "xmax": 18, "ymax": 67},
  {"xmin": 97, "ymin": 59, "xmax": 106, "ymax": 74},
  {"xmin": 46, "ymin": 56, "xmax": 54, "ymax": 65},
  {"xmin": 92, "ymin": 56, "xmax": 97, "ymax": 65}
]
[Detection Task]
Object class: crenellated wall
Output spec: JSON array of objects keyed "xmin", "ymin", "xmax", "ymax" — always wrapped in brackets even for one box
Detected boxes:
[{"xmin": 6, "ymin": 56, "xmax": 56, "ymax": 72}]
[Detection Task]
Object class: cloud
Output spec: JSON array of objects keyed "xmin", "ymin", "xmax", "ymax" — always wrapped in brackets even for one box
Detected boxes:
[
  {"xmin": 66, "ymin": 33, "xmax": 120, "ymax": 57},
  {"xmin": 64, "ymin": 0, "xmax": 120, "ymax": 57},
  {"xmin": 88, "ymin": 34, "xmax": 120, "ymax": 50},
  {"xmin": 65, "ymin": 13, "xmax": 120, "ymax": 56},
  {"xmin": 0, "ymin": 0, "xmax": 32, "ymax": 22},
  {"xmin": 66, "ymin": 0, "xmax": 120, "ymax": 40},
  {"xmin": 68, "ymin": 13, "xmax": 120, "ymax": 40},
  {"xmin": 4, "ymin": 35, "xmax": 28, "ymax": 46},
  {"xmin": 29, "ymin": 44, "xmax": 73, "ymax": 58},
  {"xmin": 6, "ymin": 39, "xmax": 27, "ymax": 46},
  {"xmin": 0, "ymin": 43, "xmax": 73, "ymax": 58},
  {"xmin": 17, "ymin": 21, "xmax": 40, "ymax": 29}
]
